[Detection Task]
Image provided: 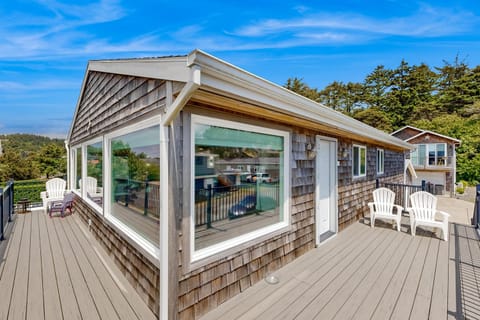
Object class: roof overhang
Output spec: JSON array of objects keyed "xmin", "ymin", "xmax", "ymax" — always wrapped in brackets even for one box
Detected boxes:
[
  {"xmin": 186, "ymin": 50, "xmax": 413, "ymax": 150},
  {"xmin": 405, "ymin": 130, "xmax": 461, "ymax": 145},
  {"xmin": 67, "ymin": 49, "xmax": 414, "ymax": 151}
]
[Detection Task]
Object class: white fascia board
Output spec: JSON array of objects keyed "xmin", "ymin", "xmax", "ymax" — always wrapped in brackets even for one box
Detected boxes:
[
  {"xmin": 66, "ymin": 67, "xmax": 90, "ymax": 143},
  {"xmin": 189, "ymin": 50, "xmax": 414, "ymax": 150},
  {"xmin": 405, "ymin": 130, "xmax": 461, "ymax": 144},
  {"xmin": 391, "ymin": 125, "xmax": 422, "ymax": 136},
  {"xmin": 88, "ymin": 57, "xmax": 190, "ymax": 82}
]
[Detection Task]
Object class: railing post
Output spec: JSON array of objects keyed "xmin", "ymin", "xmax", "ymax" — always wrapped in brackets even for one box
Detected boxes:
[
  {"xmin": 421, "ymin": 180, "xmax": 426, "ymax": 191},
  {"xmin": 206, "ymin": 184, "xmax": 212, "ymax": 229},
  {"xmin": 475, "ymin": 184, "xmax": 480, "ymax": 228},
  {"xmin": 0, "ymin": 187, "xmax": 4, "ymax": 241},
  {"xmin": 144, "ymin": 179, "xmax": 149, "ymax": 216},
  {"xmin": 8, "ymin": 180, "xmax": 13, "ymax": 221}
]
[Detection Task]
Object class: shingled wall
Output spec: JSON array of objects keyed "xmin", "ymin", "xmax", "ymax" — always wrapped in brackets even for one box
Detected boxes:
[
  {"xmin": 74, "ymin": 198, "xmax": 160, "ymax": 316},
  {"xmin": 69, "ymin": 71, "xmax": 406, "ymax": 319},
  {"xmin": 177, "ymin": 125, "xmax": 405, "ymax": 319}
]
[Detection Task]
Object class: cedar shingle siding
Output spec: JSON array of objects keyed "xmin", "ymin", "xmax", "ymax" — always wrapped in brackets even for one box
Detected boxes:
[
  {"xmin": 70, "ymin": 71, "xmax": 183, "ymax": 145},
  {"xmin": 70, "ymin": 70, "xmax": 406, "ymax": 319}
]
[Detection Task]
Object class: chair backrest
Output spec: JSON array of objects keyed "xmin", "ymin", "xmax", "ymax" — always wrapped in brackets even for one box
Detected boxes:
[
  {"xmin": 46, "ymin": 178, "xmax": 66, "ymax": 198},
  {"xmin": 79, "ymin": 176, "xmax": 98, "ymax": 194},
  {"xmin": 62, "ymin": 193, "xmax": 75, "ymax": 209},
  {"xmin": 372, "ymin": 187, "xmax": 395, "ymax": 213},
  {"xmin": 410, "ymin": 191, "xmax": 437, "ymax": 221}
]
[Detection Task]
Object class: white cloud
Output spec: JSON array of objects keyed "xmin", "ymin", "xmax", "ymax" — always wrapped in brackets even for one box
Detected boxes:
[{"xmin": 233, "ymin": 5, "xmax": 477, "ymax": 38}]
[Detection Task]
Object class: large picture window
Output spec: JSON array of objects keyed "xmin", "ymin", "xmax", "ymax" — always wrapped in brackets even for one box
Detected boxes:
[
  {"xmin": 353, "ymin": 145, "xmax": 366, "ymax": 178},
  {"xmin": 411, "ymin": 143, "xmax": 446, "ymax": 166},
  {"xmin": 85, "ymin": 141, "xmax": 103, "ymax": 208},
  {"xmin": 191, "ymin": 115, "xmax": 289, "ymax": 261},
  {"xmin": 74, "ymin": 146, "xmax": 82, "ymax": 192},
  {"xmin": 109, "ymin": 125, "xmax": 160, "ymax": 248}
]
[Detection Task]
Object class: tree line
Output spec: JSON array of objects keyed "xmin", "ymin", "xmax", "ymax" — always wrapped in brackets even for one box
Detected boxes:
[
  {"xmin": 285, "ymin": 57, "xmax": 480, "ymax": 183},
  {"xmin": 0, "ymin": 134, "xmax": 66, "ymax": 182}
]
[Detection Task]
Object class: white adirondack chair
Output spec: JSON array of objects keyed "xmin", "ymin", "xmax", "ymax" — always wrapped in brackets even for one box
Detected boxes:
[
  {"xmin": 407, "ymin": 191, "xmax": 450, "ymax": 241},
  {"xmin": 368, "ymin": 187, "xmax": 403, "ymax": 231},
  {"xmin": 40, "ymin": 178, "xmax": 66, "ymax": 210},
  {"xmin": 79, "ymin": 176, "xmax": 103, "ymax": 198}
]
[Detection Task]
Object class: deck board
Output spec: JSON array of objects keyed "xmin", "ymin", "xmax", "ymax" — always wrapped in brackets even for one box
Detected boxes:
[
  {"xmin": 332, "ymin": 228, "xmax": 406, "ymax": 320},
  {"xmin": 9, "ymin": 210, "xmax": 31, "ymax": 320},
  {"xmin": 26, "ymin": 209, "xmax": 44, "ymax": 320},
  {"xmin": 0, "ymin": 213, "xmax": 24, "ymax": 319},
  {"xmin": 0, "ymin": 209, "xmax": 155, "ymax": 320},
  {"xmin": 201, "ymin": 219, "xmax": 480, "ymax": 320},
  {"xmin": 38, "ymin": 207, "xmax": 63, "ymax": 320}
]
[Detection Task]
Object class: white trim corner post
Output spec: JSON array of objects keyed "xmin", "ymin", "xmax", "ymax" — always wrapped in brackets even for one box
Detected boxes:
[{"xmin": 159, "ymin": 65, "xmax": 201, "ymax": 320}]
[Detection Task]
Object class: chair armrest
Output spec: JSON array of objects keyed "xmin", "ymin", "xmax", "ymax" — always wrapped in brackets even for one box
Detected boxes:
[
  {"xmin": 40, "ymin": 191, "xmax": 47, "ymax": 200},
  {"xmin": 436, "ymin": 210, "xmax": 450, "ymax": 221},
  {"xmin": 393, "ymin": 204, "xmax": 404, "ymax": 214}
]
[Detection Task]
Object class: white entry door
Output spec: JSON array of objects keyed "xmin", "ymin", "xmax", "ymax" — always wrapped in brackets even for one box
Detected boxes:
[{"xmin": 315, "ymin": 135, "xmax": 338, "ymax": 245}]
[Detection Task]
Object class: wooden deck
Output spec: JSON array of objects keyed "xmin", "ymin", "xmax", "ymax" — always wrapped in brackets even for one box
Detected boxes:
[
  {"xmin": 0, "ymin": 209, "xmax": 156, "ymax": 320},
  {"xmin": 200, "ymin": 218, "xmax": 480, "ymax": 320}
]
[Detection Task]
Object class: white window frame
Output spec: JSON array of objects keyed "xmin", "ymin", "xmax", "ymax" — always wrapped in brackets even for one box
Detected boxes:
[
  {"xmin": 376, "ymin": 148, "xmax": 384, "ymax": 174},
  {"xmin": 104, "ymin": 116, "xmax": 162, "ymax": 259},
  {"xmin": 352, "ymin": 144, "xmax": 367, "ymax": 178},
  {"xmin": 83, "ymin": 137, "xmax": 104, "ymax": 214},
  {"xmin": 71, "ymin": 145, "xmax": 82, "ymax": 196},
  {"xmin": 190, "ymin": 114, "xmax": 290, "ymax": 263}
]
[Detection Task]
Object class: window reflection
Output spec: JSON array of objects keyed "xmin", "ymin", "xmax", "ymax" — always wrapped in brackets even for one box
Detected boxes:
[
  {"xmin": 75, "ymin": 147, "xmax": 82, "ymax": 191},
  {"xmin": 110, "ymin": 126, "xmax": 160, "ymax": 247},
  {"xmin": 85, "ymin": 142, "xmax": 103, "ymax": 207},
  {"xmin": 194, "ymin": 122, "xmax": 284, "ymax": 251}
]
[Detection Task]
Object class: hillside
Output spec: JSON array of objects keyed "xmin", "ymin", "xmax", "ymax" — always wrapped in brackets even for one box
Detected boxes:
[
  {"xmin": 0, "ymin": 134, "xmax": 66, "ymax": 181},
  {"xmin": 0, "ymin": 133, "xmax": 64, "ymax": 155}
]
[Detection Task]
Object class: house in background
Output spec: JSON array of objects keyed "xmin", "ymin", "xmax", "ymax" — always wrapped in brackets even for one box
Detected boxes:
[
  {"xmin": 392, "ymin": 125, "xmax": 461, "ymax": 196},
  {"xmin": 66, "ymin": 49, "xmax": 413, "ymax": 319}
]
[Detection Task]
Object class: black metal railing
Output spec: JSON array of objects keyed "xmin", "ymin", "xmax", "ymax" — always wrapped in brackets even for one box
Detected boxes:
[
  {"xmin": 113, "ymin": 178, "xmax": 160, "ymax": 219},
  {"xmin": 195, "ymin": 182, "xmax": 280, "ymax": 228},
  {"xmin": 0, "ymin": 180, "xmax": 14, "ymax": 241},
  {"xmin": 474, "ymin": 184, "xmax": 480, "ymax": 229},
  {"xmin": 376, "ymin": 179, "xmax": 426, "ymax": 210}
]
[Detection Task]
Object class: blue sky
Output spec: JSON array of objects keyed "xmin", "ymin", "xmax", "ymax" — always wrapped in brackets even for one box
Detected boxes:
[{"xmin": 1, "ymin": 0, "xmax": 480, "ymax": 138}]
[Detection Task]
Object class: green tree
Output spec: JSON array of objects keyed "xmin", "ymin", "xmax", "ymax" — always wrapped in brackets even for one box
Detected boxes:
[
  {"xmin": 435, "ymin": 56, "xmax": 471, "ymax": 113},
  {"xmin": 353, "ymin": 108, "xmax": 393, "ymax": 132},
  {"xmin": 36, "ymin": 144, "xmax": 66, "ymax": 178},
  {"xmin": 363, "ymin": 65, "xmax": 393, "ymax": 111},
  {"xmin": 0, "ymin": 150, "xmax": 38, "ymax": 181},
  {"xmin": 284, "ymin": 77, "xmax": 320, "ymax": 101},
  {"xmin": 318, "ymin": 81, "xmax": 364, "ymax": 115}
]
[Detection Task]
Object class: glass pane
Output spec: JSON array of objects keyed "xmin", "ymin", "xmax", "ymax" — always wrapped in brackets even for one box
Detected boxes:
[
  {"xmin": 110, "ymin": 125, "xmax": 160, "ymax": 247},
  {"xmin": 353, "ymin": 147, "xmax": 359, "ymax": 176},
  {"xmin": 428, "ymin": 144, "xmax": 436, "ymax": 165},
  {"xmin": 377, "ymin": 150, "xmax": 384, "ymax": 173},
  {"xmin": 86, "ymin": 142, "xmax": 103, "ymax": 207},
  {"xmin": 360, "ymin": 147, "xmax": 366, "ymax": 175},
  {"xmin": 418, "ymin": 145, "xmax": 426, "ymax": 166},
  {"xmin": 75, "ymin": 147, "xmax": 82, "ymax": 191},
  {"xmin": 194, "ymin": 123, "xmax": 284, "ymax": 251},
  {"xmin": 436, "ymin": 144, "xmax": 446, "ymax": 165},
  {"xmin": 410, "ymin": 149, "xmax": 418, "ymax": 165}
]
